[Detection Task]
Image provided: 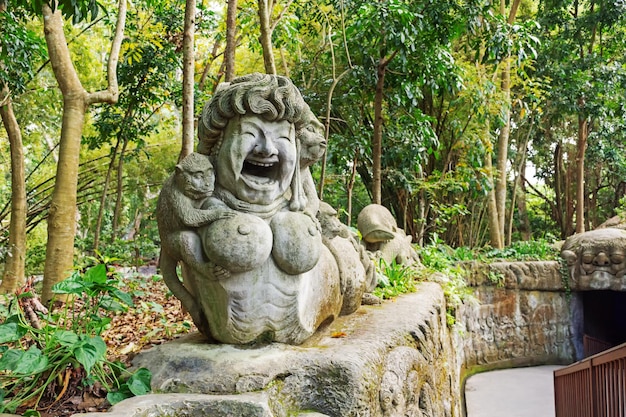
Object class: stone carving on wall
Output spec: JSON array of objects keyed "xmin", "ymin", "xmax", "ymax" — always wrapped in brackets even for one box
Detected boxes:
[
  {"xmin": 156, "ymin": 73, "xmax": 370, "ymax": 345},
  {"xmin": 379, "ymin": 347, "xmax": 439, "ymax": 417},
  {"xmin": 560, "ymin": 228, "xmax": 626, "ymax": 290},
  {"xmin": 357, "ymin": 204, "xmax": 420, "ymax": 268}
]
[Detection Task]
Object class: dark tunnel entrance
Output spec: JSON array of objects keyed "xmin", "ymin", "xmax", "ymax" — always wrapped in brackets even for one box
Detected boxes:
[{"xmin": 576, "ymin": 290, "xmax": 626, "ymax": 358}]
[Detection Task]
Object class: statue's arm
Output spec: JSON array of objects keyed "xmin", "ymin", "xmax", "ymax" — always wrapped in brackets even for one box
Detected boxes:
[{"xmin": 177, "ymin": 198, "xmax": 234, "ymax": 228}]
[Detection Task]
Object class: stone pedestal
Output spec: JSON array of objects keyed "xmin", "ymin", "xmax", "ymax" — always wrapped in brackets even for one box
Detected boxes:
[{"xmin": 75, "ymin": 283, "xmax": 460, "ymax": 417}]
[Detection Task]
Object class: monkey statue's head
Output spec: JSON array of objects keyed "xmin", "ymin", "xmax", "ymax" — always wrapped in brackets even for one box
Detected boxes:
[{"xmin": 175, "ymin": 152, "xmax": 216, "ymax": 201}]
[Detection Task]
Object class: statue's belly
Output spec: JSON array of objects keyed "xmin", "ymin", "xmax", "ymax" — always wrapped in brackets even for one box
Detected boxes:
[{"xmin": 188, "ymin": 249, "xmax": 340, "ymax": 345}]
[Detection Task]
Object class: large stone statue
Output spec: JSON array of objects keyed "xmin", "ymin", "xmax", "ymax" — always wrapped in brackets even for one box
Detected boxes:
[
  {"xmin": 561, "ymin": 228, "xmax": 626, "ymax": 290},
  {"xmin": 157, "ymin": 73, "xmax": 367, "ymax": 345}
]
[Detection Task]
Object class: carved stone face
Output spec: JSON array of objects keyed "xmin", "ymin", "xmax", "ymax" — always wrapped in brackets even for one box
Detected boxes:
[
  {"xmin": 580, "ymin": 246, "xmax": 626, "ymax": 279},
  {"xmin": 561, "ymin": 228, "xmax": 626, "ymax": 290},
  {"xmin": 217, "ymin": 114, "xmax": 297, "ymax": 205}
]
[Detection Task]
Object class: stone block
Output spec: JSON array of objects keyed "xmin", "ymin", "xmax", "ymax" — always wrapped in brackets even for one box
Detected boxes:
[{"xmin": 79, "ymin": 283, "xmax": 460, "ymax": 417}]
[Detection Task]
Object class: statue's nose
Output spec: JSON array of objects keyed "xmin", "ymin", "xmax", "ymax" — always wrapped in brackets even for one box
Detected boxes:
[
  {"xmin": 254, "ymin": 136, "xmax": 278, "ymax": 157},
  {"xmin": 594, "ymin": 252, "xmax": 611, "ymax": 266}
]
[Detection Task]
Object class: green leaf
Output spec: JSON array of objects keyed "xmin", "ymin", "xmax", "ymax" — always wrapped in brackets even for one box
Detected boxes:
[
  {"xmin": 0, "ymin": 349, "xmax": 22, "ymax": 371},
  {"xmin": 18, "ymin": 346, "xmax": 49, "ymax": 374},
  {"xmin": 127, "ymin": 368, "xmax": 152, "ymax": 396},
  {"xmin": 74, "ymin": 336, "xmax": 106, "ymax": 375},
  {"xmin": 0, "ymin": 346, "xmax": 49, "ymax": 375},
  {"xmin": 54, "ymin": 330, "xmax": 79, "ymax": 347},
  {"xmin": 106, "ymin": 386, "xmax": 132, "ymax": 405},
  {"xmin": 52, "ymin": 277, "xmax": 86, "ymax": 295},
  {"xmin": 0, "ymin": 322, "xmax": 27, "ymax": 344},
  {"xmin": 110, "ymin": 288, "xmax": 134, "ymax": 307},
  {"xmin": 84, "ymin": 264, "xmax": 107, "ymax": 284}
]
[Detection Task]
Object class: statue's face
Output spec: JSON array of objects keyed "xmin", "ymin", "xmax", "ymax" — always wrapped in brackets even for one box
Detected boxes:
[
  {"xmin": 217, "ymin": 114, "xmax": 297, "ymax": 205},
  {"xmin": 580, "ymin": 245, "xmax": 626, "ymax": 279}
]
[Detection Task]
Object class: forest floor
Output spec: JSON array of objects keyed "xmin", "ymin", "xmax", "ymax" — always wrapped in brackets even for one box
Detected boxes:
[{"xmin": 17, "ymin": 265, "xmax": 196, "ymax": 417}]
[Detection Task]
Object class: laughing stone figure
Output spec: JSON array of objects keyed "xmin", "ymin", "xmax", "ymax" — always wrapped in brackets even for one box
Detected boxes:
[{"xmin": 157, "ymin": 73, "xmax": 366, "ymax": 345}]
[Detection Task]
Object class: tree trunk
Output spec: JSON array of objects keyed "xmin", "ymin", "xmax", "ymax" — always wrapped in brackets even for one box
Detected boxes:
[
  {"xmin": 112, "ymin": 137, "xmax": 129, "ymax": 240},
  {"xmin": 179, "ymin": 0, "xmax": 195, "ymax": 161},
  {"xmin": 554, "ymin": 141, "xmax": 564, "ymax": 237},
  {"xmin": 506, "ymin": 121, "xmax": 532, "ymax": 244},
  {"xmin": 41, "ymin": 0, "xmax": 126, "ymax": 303},
  {"xmin": 258, "ymin": 0, "xmax": 276, "ymax": 74},
  {"xmin": 198, "ymin": 39, "xmax": 223, "ymax": 91},
  {"xmin": 494, "ymin": 0, "xmax": 521, "ymax": 244},
  {"xmin": 495, "ymin": 63, "xmax": 510, "ymax": 240},
  {"xmin": 372, "ymin": 57, "xmax": 387, "ymax": 205},
  {"xmin": 42, "ymin": 94, "xmax": 86, "ymax": 302},
  {"xmin": 486, "ymin": 149, "xmax": 503, "ymax": 248},
  {"xmin": 225, "ymin": 0, "xmax": 237, "ymax": 81},
  {"xmin": 93, "ymin": 136, "xmax": 121, "ymax": 251},
  {"xmin": 346, "ymin": 151, "xmax": 358, "ymax": 226},
  {"xmin": 0, "ymin": 89, "xmax": 27, "ymax": 293},
  {"xmin": 576, "ymin": 110, "xmax": 588, "ymax": 234},
  {"xmin": 318, "ymin": 68, "xmax": 351, "ymax": 200}
]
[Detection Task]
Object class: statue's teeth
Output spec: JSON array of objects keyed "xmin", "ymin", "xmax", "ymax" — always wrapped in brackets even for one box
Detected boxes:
[{"xmin": 249, "ymin": 161, "xmax": 274, "ymax": 167}]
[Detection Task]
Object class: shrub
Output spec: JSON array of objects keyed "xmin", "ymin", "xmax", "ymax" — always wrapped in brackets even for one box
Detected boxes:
[{"xmin": 0, "ymin": 264, "xmax": 151, "ymax": 414}]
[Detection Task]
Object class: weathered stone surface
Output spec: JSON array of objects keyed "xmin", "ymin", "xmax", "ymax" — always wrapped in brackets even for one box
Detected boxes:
[
  {"xmin": 356, "ymin": 204, "xmax": 420, "ymax": 267},
  {"xmin": 130, "ymin": 283, "xmax": 459, "ymax": 417},
  {"xmin": 72, "ymin": 262, "xmax": 578, "ymax": 417},
  {"xmin": 75, "ymin": 393, "xmax": 278, "ymax": 417},
  {"xmin": 156, "ymin": 73, "xmax": 370, "ymax": 345},
  {"xmin": 458, "ymin": 261, "xmax": 573, "ymax": 370},
  {"xmin": 561, "ymin": 228, "xmax": 626, "ymax": 290},
  {"xmin": 464, "ymin": 260, "xmax": 564, "ymax": 290}
]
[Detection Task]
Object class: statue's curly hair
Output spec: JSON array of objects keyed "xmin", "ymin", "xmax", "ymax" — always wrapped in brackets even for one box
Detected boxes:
[{"xmin": 197, "ymin": 73, "xmax": 308, "ymax": 155}]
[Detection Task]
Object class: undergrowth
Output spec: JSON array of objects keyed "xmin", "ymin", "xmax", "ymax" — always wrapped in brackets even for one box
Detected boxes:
[
  {"xmin": 418, "ymin": 243, "xmax": 475, "ymax": 327},
  {"xmin": 0, "ymin": 263, "xmax": 151, "ymax": 415},
  {"xmin": 373, "ymin": 259, "xmax": 419, "ymax": 300}
]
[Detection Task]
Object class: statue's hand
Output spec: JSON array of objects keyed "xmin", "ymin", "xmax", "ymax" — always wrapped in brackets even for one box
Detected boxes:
[
  {"xmin": 303, "ymin": 209, "xmax": 322, "ymax": 232},
  {"xmin": 215, "ymin": 210, "xmax": 236, "ymax": 221},
  {"xmin": 213, "ymin": 264, "xmax": 231, "ymax": 280}
]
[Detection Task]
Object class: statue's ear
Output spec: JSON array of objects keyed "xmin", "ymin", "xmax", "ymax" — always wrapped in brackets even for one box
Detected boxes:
[
  {"xmin": 561, "ymin": 249, "xmax": 578, "ymax": 265},
  {"xmin": 175, "ymin": 164, "xmax": 183, "ymax": 175}
]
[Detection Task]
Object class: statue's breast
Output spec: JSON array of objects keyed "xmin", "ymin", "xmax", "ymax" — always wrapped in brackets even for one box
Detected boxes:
[
  {"xmin": 202, "ymin": 213, "xmax": 273, "ymax": 272},
  {"xmin": 270, "ymin": 211, "xmax": 322, "ymax": 275}
]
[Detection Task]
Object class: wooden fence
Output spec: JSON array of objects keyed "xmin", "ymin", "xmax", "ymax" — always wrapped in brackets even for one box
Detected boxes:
[
  {"xmin": 554, "ymin": 343, "xmax": 626, "ymax": 417},
  {"xmin": 584, "ymin": 334, "xmax": 615, "ymax": 358}
]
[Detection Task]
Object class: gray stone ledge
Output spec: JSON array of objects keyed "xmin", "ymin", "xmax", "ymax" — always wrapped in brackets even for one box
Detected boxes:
[{"xmin": 76, "ymin": 283, "xmax": 458, "ymax": 417}]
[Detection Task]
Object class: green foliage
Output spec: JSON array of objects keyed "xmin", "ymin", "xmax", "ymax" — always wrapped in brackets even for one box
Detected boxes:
[
  {"xmin": 0, "ymin": 9, "xmax": 48, "ymax": 95},
  {"xmin": 373, "ymin": 259, "xmax": 418, "ymax": 300},
  {"xmin": 483, "ymin": 239, "xmax": 559, "ymax": 261},
  {"xmin": 13, "ymin": 0, "xmax": 101, "ymax": 23},
  {"xmin": 0, "ymin": 264, "xmax": 151, "ymax": 413},
  {"xmin": 487, "ymin": 270, "xmax": 505, "ymax": 288},
  {"xmin": 418, "ymin": 243, "xmax": 474, "ymax": 327}
]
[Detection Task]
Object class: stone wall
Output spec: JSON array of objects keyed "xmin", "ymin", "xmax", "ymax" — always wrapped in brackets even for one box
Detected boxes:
[
  {"xmin": 456, "ymin": 261, "xmax": 574, "ymax": 375},
  {"xmin": 75, "ymin": 262, "xmax": 575, "ymax": 417}
]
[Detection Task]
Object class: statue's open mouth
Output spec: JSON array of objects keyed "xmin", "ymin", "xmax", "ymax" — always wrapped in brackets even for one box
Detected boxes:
[{"xmin": 241, "ymin": 157, "xmax": 280, "ymax": 186}]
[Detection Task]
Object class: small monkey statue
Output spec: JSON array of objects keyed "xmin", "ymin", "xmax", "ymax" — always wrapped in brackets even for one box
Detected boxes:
[{"xmin": 156, "ymin": 152, "xmax": 233, "ymax": 335}]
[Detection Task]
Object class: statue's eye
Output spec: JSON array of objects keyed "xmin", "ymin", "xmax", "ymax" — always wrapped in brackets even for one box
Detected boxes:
[
  {"xmin": 611, "ymin": 253, "xmax": 625, "ymax": 264},
  {"xmin": 582, "ymin": 253, "xmax": 594, "ymax": 264}
]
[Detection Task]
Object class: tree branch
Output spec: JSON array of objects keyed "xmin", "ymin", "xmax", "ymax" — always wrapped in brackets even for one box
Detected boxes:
[{"xmin": 86, "ymin": 0, "xmax": 127, "ymax": 105}]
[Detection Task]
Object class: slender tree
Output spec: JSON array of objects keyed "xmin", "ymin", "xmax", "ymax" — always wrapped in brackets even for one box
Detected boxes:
[
  {"xmin": 492, "ymin": 0, "xmax": 521, "ymax": 248},
  {"xmin": 41, "ymin": 0, "xmax": 126, "ymax": 303},
  {"xmin": 0, "ymin": 1, "xmax": 46, "ymax": 292},
  {"xmin": 225, "ymin": 0, "xmax": 238, "ymax": 81},
  {"xmin": 0, "ymin": 90, "xmax": 27, "ymax": 292},
  {"xmin": 258, "ymin": 0, "xmax": 276, "ymax": 74},
  {"xmin": 179, "ymin": 0, "xmax": 195, "ymax": 161}
]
